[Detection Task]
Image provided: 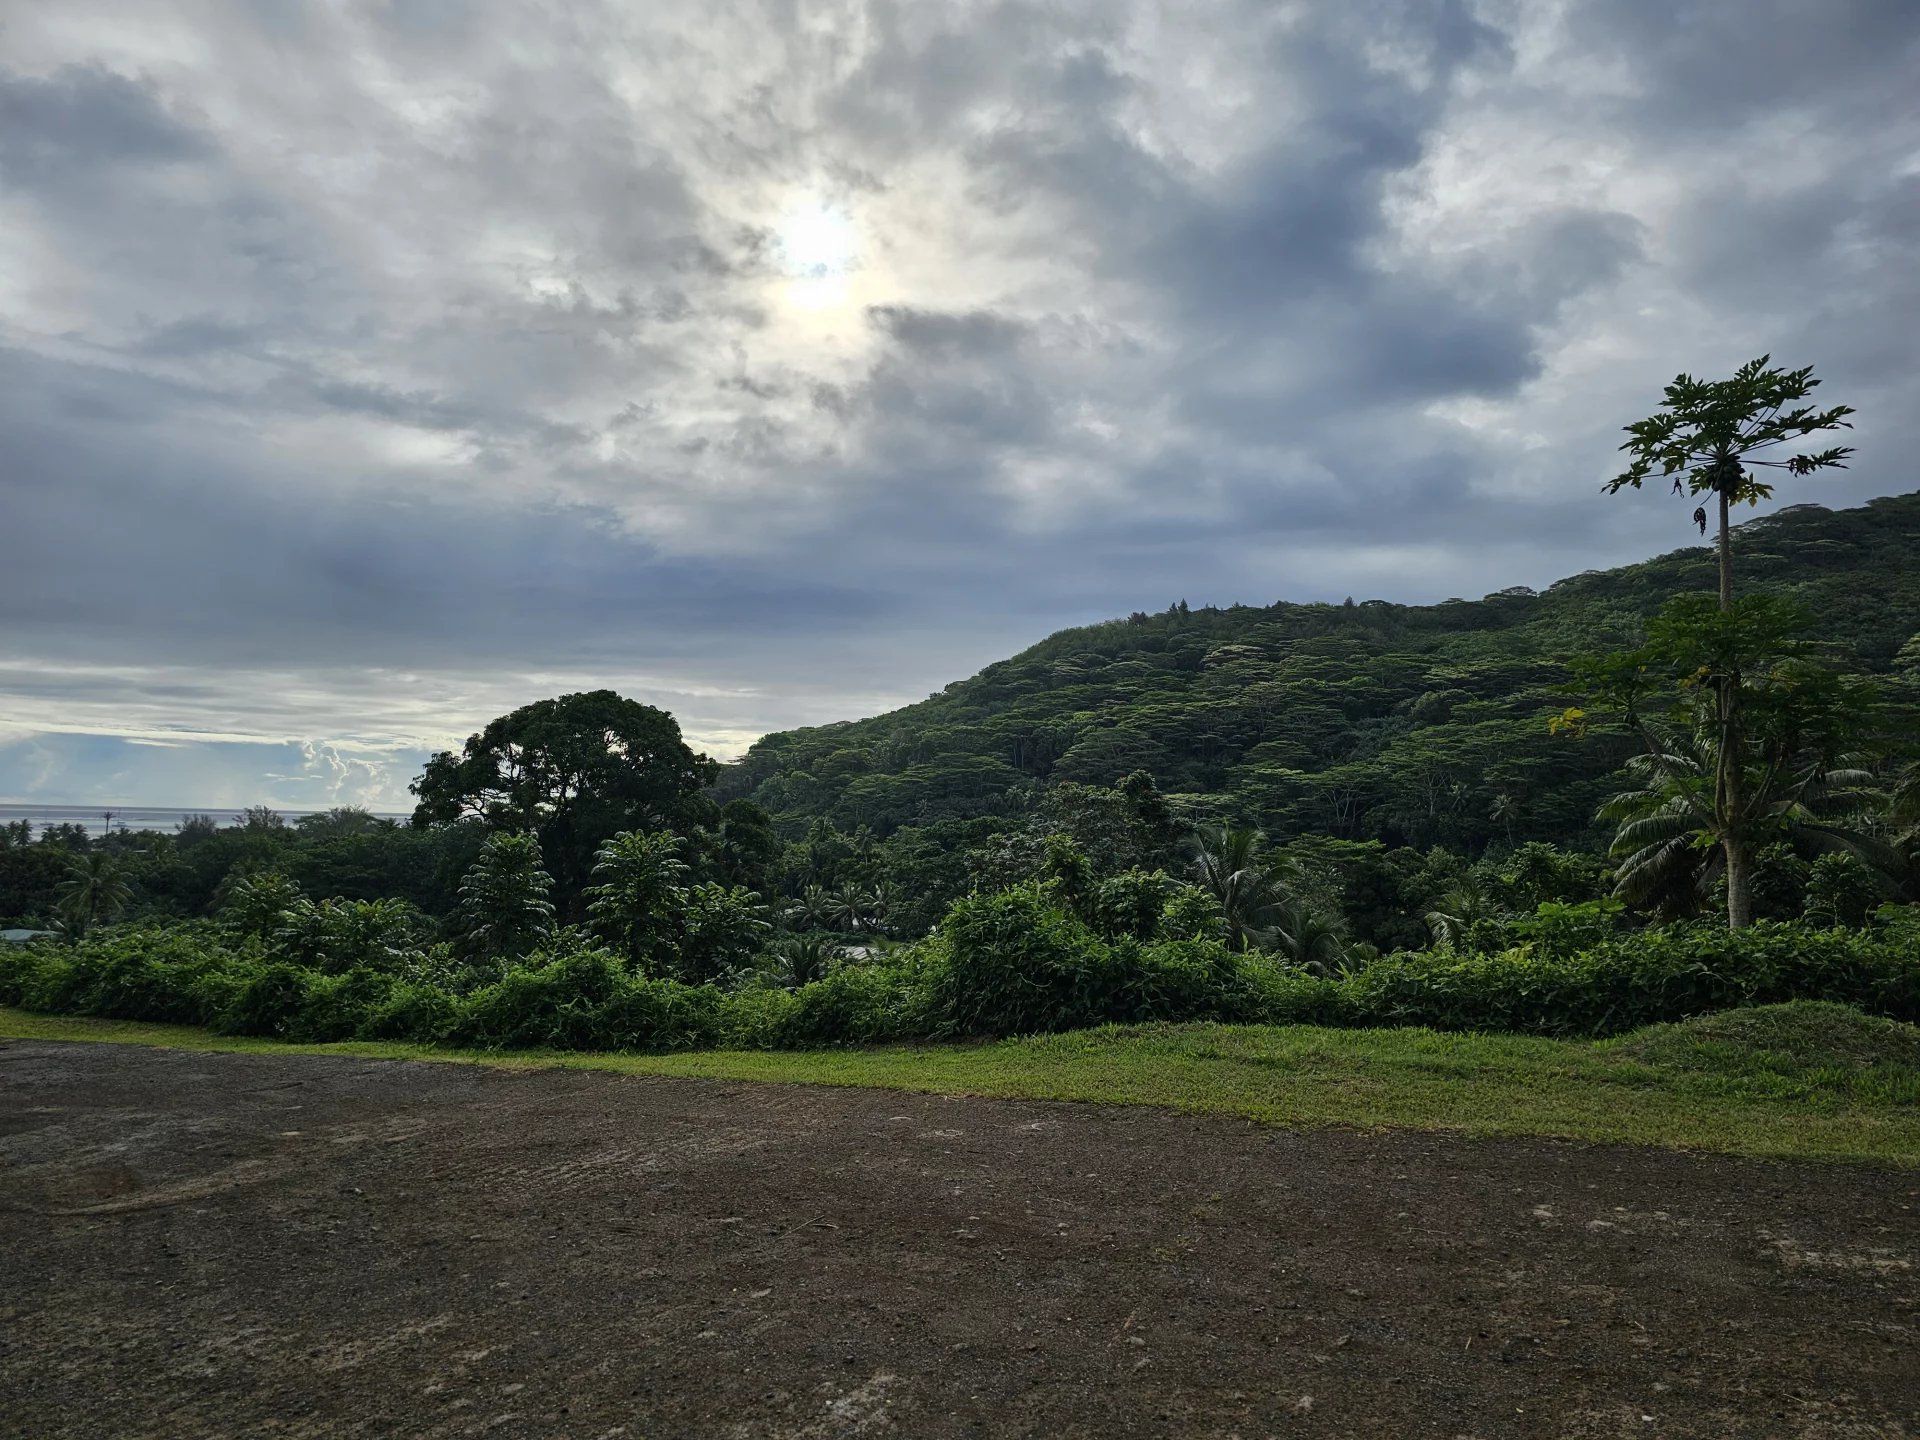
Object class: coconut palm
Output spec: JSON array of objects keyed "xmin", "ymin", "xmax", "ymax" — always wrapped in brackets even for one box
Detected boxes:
[
  {"xmin": 786, "ymin": 884, "xmax": 838, "ymax": 932},
  {"xmin": 1422, "ymin": 873, "xmax": 1505, "ymax": 949},
  {"xmin": 1599, "ymin": 732, "xmax": 1895, "ymax": 917},
  {"xmin": 55, "ymin": 851, "xmax": 133, "ymax": 938},
  {"xmin": 1267, "ymin": 895, "xmax": 1349, "ymax": 974},
  {"xmin": 768, "ymin": 934, "xmax": 842, "ymax": 988},
  {"xmin": 827, "ymin": 881, "xmax": 892, "ymax": 935},
  {"xmin": 1188, "ymin": 824, "xmax": 1284, "ymax": 952}
]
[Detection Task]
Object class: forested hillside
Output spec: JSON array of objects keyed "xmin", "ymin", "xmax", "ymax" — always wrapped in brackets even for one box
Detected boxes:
[{"xmin": 722, "ymin": 494, "xmax": 1920, "ymax": 856}]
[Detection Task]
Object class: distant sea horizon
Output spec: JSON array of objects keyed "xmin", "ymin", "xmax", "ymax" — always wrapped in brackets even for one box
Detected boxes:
[{"xmin": 0, "ymin": 803, "xmax": 410, "ymax": 838}]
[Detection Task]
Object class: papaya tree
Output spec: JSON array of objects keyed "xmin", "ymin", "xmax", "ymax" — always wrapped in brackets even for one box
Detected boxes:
[
  {"xmin": 1601, "ymin": 359, "xmax": 1856, "ymax": 928},
  {"xmin": 1604, "ymin": 356, "xmax": 1854, "ymax": 611}
]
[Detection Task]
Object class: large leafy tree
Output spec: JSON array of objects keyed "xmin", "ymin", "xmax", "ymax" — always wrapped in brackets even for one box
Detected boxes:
[
  {"xmin": 412, "ymin": 691, "xmax": 717, "ymax": 904},
  {"xmin": 1573, "ymin": 595, "xmax": 1886, "ymax": 929},
  {"xmin": 454, "ymin": 831, "xmax": 556, "ymax": 963}
]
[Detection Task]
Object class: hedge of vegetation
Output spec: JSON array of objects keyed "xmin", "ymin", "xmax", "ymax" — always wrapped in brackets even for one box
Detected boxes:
[{"xmin": 5, "ymin": 888, "xmax": 1916, "ymax": 1055}]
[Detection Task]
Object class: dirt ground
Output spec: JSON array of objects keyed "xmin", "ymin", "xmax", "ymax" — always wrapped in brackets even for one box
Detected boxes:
[{"xmin": 1, "ymin": 1041, "xmax": 1915, "ymax": 1439}]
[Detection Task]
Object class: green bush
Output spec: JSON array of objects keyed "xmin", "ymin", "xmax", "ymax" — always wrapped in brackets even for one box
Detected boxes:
[
  {"xmin": 361, "ymin": 979, "xmax": 461, "ymax": 1043},
  {"xmin": 216, "ymin": 961, "xmax": 320, "ymax": 1038},
  {"xmin": 7, "ymin": 905, "xmax": 1915, "ymax": 1054},
  {"xmin": 776, "ymin": 953, "xmax": 928, "ymax": 1046},
  {"xmin": 596, "ymin": 976, "xmax": 727, "ymax": 1052},
  {"xmin": 1346, "ymin": 921, "xmax": 1920, "ymax": 1037},
  {"xmin": 292, "ymin": 968, "xmax": 402, "ymax": 1042},
  {"xmin": 924, "ymin": 885, "xmax": 1130, "ymax": 1037},
  {"xmin": 0, "ymin": 941, "xmax": 59, "ymax": 1008},
  {"xmin": 3, "ymin": 924, "xmax": 243, "ymax": 1025},
  {"xmin": 451, "ymin": 947, "xmax": 630, "ymax": 1050}
]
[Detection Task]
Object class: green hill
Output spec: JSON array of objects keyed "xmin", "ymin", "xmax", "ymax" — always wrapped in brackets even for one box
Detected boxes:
[{"xmin": 721, "ymin": 494, "xmax": 1920, "ymax": 857}]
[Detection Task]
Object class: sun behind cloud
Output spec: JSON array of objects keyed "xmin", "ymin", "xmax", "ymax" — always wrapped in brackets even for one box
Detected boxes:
[{"xmin": 773, "ymin": 198, "xmax": 861, "ymax": 311}]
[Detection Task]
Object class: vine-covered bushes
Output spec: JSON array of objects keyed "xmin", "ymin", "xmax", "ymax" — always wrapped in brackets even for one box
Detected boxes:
[
  {"xmin": 1346, "ymin": 922, "xmax": 1920, "ymax": 1037},
  {"xmin": 3, "ymin": 910, "xmax": 1916, "ymax": 1053}
]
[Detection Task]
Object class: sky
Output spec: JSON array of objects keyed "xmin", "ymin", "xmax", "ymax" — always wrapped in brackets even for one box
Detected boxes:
[{"xmin": 2, "ymin": 1, "xmax": 1918, "ymax": 811}]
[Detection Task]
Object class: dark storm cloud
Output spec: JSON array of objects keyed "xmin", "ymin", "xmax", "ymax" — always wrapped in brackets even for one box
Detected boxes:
[{"xmin": 1, "ymin": 0, "xmax": 1916, "ymax": 805}]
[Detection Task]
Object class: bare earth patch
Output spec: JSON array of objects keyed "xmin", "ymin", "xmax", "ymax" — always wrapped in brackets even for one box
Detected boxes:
[{"xmin": 2, "ymin": 1039, "xmax": 1916, "ymax": 1438}]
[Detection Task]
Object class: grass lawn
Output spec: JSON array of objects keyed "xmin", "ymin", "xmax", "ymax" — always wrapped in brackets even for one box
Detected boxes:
[{"xmin": 5, "ymin": 1002, "xmax": 1917, "ymax": 1166}]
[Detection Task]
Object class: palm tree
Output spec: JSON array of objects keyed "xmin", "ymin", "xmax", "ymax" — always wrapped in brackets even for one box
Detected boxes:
[
  {"xmin": 827, "ymin": 881, "xmax": 891, "ymax": 935},
  {"xmin": 1267, "ymin": 895, "xmax": 1349, "ymax": 974},
  {"xmin": 787, "ymin": 884, "xmax": 838, "ymax": 932},
  {"xmin": 1599, "ymin": 733, "xmax": 1894, "ymax": 917},
  {"xmin": 1422, "ymin": 873, "xmax": 1504, "ymax": 949},
  {"xmin": 768, "ymin": 934, "xmax": 841, "ymax": 988},
  {"xmin": 1188, "ymin": 824, "xmax": 1284, "ymax": 951},
  {"xmin": 1893, "ymin": 763, "xmax": 1920, "ymax": 850},
  {"xmin": 1488, "ymin": 791, "xmax": 1520, "ymax": 846},
  {"xmin": 55, "ymin": 852, "xmax": 133, "ymax": 938}
]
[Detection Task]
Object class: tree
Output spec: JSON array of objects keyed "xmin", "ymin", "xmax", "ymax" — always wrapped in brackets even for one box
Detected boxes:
[
  {"xmin": 411, "ymin": 691, "xmax": 717, "ymax": 905},
  {"xmin": 55, "ymin": 851, "xmax": 133, "ymax": 938},
  {"xmin": 294, "ymin": 807, "xmax": 387, "ymax": 837},
  {"xmin": 675, "ymin": 882, "xmax": 770, "ymax": 985},
  {"xmin": 1422, "ymin": 873, "xmax": 1505, "ymax": 950},
  {"xmin": 768, "ymin": 933, "xmax": 842, "ymax": 988},
  {"xmin": 175, "ymin": 814, "xmax": 220, "ymax": 846},
  {"xmin": 1605, "ymin": 356, "xmax": 1854, "ymax": 612},
  {"xmin": 695, "ymin": 799, "xmax": 778, "ymax": 892},
  {"xmin": 275, "ymin": 897, "xmax": 431, "ymax": 973},
  {"xmin": 1187, "ymin": 824, "xmax": 1283, "ymax": 952},
  {"xmin": 1604, "ymin": 359, "xmax": 1856, "ymax": 928},
  {"xmin": 1574, "ymin": 594, "xmax": 1888, "ymax": 928},
  {"xmin": 454, "ymin": 831, "xmax": 556, "ymax": 963},
  {"xmin": 583, "ymin": 829, "xmax": 691, "ymax": 972},
  {"xmin": 1267, "ymin": 895, "xmax": 1349, "ymax": 972},
  {"xmin": 786, "ymin": 884, "xmax": 838, "ymax": 932}
]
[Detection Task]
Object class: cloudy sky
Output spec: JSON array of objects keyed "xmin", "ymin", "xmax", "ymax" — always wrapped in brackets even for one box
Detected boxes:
[{"xmin": 2, "ymin": 1, "xmax": 1917, "ymax": 811}]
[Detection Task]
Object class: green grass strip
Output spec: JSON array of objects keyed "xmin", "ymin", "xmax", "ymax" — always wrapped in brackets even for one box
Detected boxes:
[{"xmin": 5, "ymin": 1006, "xmax": 1916, "ymax": 1167}]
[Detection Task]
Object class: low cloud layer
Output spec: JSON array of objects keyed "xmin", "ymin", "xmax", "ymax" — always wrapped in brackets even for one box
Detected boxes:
[{"xmin": 3, "ymin": 1, "xmax": 1917, "ymax": 808}]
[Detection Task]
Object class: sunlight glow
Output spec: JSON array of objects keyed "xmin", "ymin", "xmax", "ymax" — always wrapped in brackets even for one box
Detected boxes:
[{"xmin": 775, "ymin": 201, "xmax": 858, "ymax": 280}]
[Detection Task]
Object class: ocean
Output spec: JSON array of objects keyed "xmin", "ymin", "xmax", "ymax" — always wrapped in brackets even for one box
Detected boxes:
[{"xmin": 0, "ymin": 804, "xmax": 409, "ymax": 838}]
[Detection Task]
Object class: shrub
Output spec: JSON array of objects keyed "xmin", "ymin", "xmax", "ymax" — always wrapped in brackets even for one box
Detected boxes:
[
  {"xmin": 777, "ymin": 952, "xmax": 927, "ymax": 1046},
  {"xmin": 1509, "ymin": 899, "xmax": 1626, "ymax": 959},
  {"xmin": 1802, "ymin": 853, "xmax": 1880, "ymax": 929},
  {"xmin": 924, "ymin": 885, "xmax": 1127, "ymax": 1037},
  {"xmin": 718, "ymin": 983, "xmax": 803, "ymax": 1048},
  {"xmin": 361, "ymin": 979, "xmax": 460, "ymax": 1042},
  {"xmin": 1346, "ymin": 921, "xmax": 1920, "ymax": 1037},
  {"xmin": 291, "ymin": 968, "xmax": 402, "ymax": 1042},
  {"xmin": 596, "ymin": 976, "xmax": 727, "ymax": 1052},
  {"xmin": 216, "ymin": 961, "xmax": 321, "ymax": 1038},
  {"xmin": 1088, "ymin": 869, "xmax": 1178, "ymax": 941},
  {"xmin": 4, "ymin": 924, "xmax": 244, "ymax": 1025},
  {"xmin": 0, "ymin": 941, "xmax": 59, "ymax": 1008},
  {"xmin": 452, "ymin": 947, "xmax": 630, "ymax": 1050}
]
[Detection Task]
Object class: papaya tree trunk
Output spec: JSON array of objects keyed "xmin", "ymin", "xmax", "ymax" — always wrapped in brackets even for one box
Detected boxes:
[
  {"xmin": 1717, "ymin": 486, "xmax": 1733, "ymax": 612},
  {"xmin": 1723, "ymin": 832, "xmax": 1753, "ymax": 930},
  {"xmin": 1714, "ymin": 479, "xmax": 1749, "ymax": 931}
]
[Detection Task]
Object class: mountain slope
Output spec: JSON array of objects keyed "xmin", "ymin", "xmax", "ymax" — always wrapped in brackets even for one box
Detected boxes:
[{"xmin": 721, "ymin": 493, "xmax": 1920, "ymax": 854}]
